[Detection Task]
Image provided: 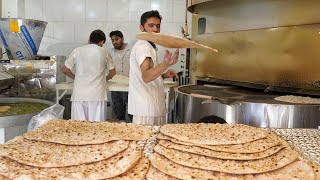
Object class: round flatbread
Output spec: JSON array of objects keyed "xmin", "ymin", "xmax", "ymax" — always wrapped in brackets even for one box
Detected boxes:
[
  {"xmin": 146, "ymin": 165, "xmax": 178, "ymax": 180},
  {"xmin": 150, "ymin": 153, "xmax": 314, "ymax": 180},
  {"xmin": 160, "ymin": 123, "xmax": 268, "ymax": 145},
  {"xmin": 0, "ymin": 136, "xmax": 129, "ymax": 167},
  {"xmin": 111, "ymin": 157, "xmax": 150, "ymax": 180},
  {"xmin": 0, "ymin": 142, "xmax": 142, "ymax": 179},
  {"xmin": 159, "ymin": 140, "xmax": 284, "ymax": 160},
  {"xmin": 136, "ymin": 32, "xmax": 218, "ymax": 53},
  {"xmin": 157, "ymin": 132, "xmax": 281, "ymax": 153},
  {"xmin": 23, "ymin": 119, "xmax": 152, "ymax": 145},
  {"xmin": 154, "ymin": 144, "xmax": 299, "ymax": 174},
  {"xmin": 274, "ymin": 95, "xmax": 320, "ymax": 104}
]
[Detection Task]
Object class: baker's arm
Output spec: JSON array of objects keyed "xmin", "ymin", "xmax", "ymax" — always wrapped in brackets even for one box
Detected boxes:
[
  {"xmin": 63, "ymin": 65, "xmax": 75, "ymax": 80},
  {"xmin": 141, "ymin": 49, "xmax": 179, "ymax": 83},
  {"xmin": 106, "ymin": 68, "xmax": 116, "ymax": 81}
]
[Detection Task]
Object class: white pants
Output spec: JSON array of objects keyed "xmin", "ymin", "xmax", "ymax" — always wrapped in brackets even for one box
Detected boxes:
[
  {"xmin": 71, "ymin": 101, "xmax": 105, "ymax": 122},
  {"xmin": 132, "ymin": 116, "xmax": 166, "ymax": 126}
]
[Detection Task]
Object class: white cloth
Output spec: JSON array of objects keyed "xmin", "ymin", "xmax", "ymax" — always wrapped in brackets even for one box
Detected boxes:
[
  {"xmin": 132, "ymin": 116, "xmax": 166, "ymax": 126},
  {"xmin": 108, "ymin": 44, "xmax": 131, "ymax": 76},
  {"xmin": 71, "ymin": 101, "xmax": 105, "ymax": 122},
  {"xmin": 128, "ymin": 40, "xmax": 166, "ymax": 117},
  {"xmin": 65, "ymin": 44, "xmax": 114, "ymax": 101}
]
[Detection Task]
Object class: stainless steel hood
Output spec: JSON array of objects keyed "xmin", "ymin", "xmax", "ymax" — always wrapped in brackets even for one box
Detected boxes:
[{"xmin": 188, "ymin": 0, "xmax": 320, "ymax": 95}]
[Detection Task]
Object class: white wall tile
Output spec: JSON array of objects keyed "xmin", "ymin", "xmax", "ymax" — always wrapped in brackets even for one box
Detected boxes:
[
  {"xmin": 43, "ymin": 0, "xmax": 85, "ymax": 21},
  {"xmin": 43, "ymin": 0, "xmax": 65, "ymax": 21},
  {"xmin": 26, "ymin": 0, "xmax": 188, "ymax": 60},
  {"xmin": 151, "ymin": 0, "xmax": 172, "ymax": 22},
  {"xmin": 161, "ymin": 22, "xmax": 183, "ymax": 37},
  {"xmin": 107, "ymin": 0, "xmax": 130, "ymax": 22},
  {"xmin": 53, "ymin": 22, "xmax": 75, "ymax": 43},
  {"xmin": 64, "ymin": 0, "xmax": 85, "ymax": 21},
  {"xmin": 129, "ymin": 0, "xmax": 151, "ymax": 22},
  {"xmin": 25, "ymin": 0, "xmax": 43, "ymax": 20},
  {"xmin": 104, "ymin": 22, "xmax": 140, "ymax": 44},
  {"xmin": 86, "ymin": 0, "xmax": 107, "ymax": 21},
  {"xmin": 172, "ymin": 0, "xmax": 186, "ymax": 23},
  {"xmin": 74, "ymin": 22, "xmax": 104, "ymax": 43}
]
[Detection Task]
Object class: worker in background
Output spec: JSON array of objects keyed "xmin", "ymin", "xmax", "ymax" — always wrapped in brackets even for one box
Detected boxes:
[
  {"xmin": 128, "ymin": 10, "xmax": 179, "ymax": 125},
  {"xmin": 63, "ymin": 29, "xmax": 116, "ymax": 122},
  {"xmin": 108, "ymin": 30, "xmax": 132, "ymax": 122}
]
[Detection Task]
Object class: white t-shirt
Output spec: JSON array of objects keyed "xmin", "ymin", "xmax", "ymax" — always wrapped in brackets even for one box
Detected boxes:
[
  {"xmin": 65, "ymin": 44, "xmax": 114, "ymax": 101},
  {"xmin": 108, "ymin": 43, "xmax": 131, "ymax": 77},
  {"xmin": 128, "ymin": 40, "xmax": 166, "ymax": 117}
]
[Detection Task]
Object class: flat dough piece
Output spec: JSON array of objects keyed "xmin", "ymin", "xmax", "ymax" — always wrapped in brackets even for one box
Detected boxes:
[
  {"xmin": 157, "ymin": 132, "xmax": 280, "ymax": 153},
  {"xmin": 160, "ymin": 123, "xmax": 268, "ymax": 145},
  {"xmin": 0, "ymin": 142, "xmax": 142, "ymax": 179},
  {"xmin": 109, "ymin": 75, "xmax": 129, "ymax": 85},
  {"xmin": 154, "ymin": 144, "xmax": 299, "ymax": 174},
  {"xmin": 111, "ymin": 157, "xmax": 150, "ymax": 180},
  {"xmin": 0, "ymin": 136, "xmax": 129, "ymax": 167},
  {"xmin": 146, "ymin": 165, "xmax": 179, "ymax": 180},
  {"xmin": 136, "ymin": 32, "xmax": 218, "ymax": 53},
  {"xmin": 159, "ymin": 140, "xmax": 284, "ymax": 160},
  {"xmin": 274, "ymin": 95, "xmax": 320, "ymax": 104},
  {"xmin": 150, "ymin": 153, "xmax": 314, "ymax": 180},
  {"xmin": 23, "ymin": 119, "xmax": 152, "ymax": 145},
  {"xmin": 0, "ymin": 106, "xmax": 11, "ymax": 113}
]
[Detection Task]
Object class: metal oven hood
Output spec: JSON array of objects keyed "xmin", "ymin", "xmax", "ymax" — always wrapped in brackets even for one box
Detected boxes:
[{"xmin": 188, "ymin": 0, "xmax": 320, "ymax": 95}]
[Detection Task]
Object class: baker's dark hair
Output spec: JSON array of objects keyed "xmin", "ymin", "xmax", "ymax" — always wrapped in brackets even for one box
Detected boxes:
[
  {"xmin": 109, "ymin": 30, "xmax": 123, "ymax": 38},
  {"xmin": 140, "ymin": 10, "xmax": 162, "ymax": 26},
  {"xmin": 89, "ymin": 29, "xmax": 106, "ymax": 44}
]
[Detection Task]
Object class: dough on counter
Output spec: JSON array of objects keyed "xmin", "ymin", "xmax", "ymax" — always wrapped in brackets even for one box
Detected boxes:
[{"xmin": 109, "ymin": 75, "xmax": 129, "ymax": 85}]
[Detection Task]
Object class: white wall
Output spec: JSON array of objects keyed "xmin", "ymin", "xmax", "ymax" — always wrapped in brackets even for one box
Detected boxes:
[{"xmin": 23, "ymin": 0, "xmax": 192, "ymax": 73}]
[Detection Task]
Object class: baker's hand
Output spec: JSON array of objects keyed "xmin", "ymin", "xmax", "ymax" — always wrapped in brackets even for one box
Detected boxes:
[
  {"xmin": 162, "ymin": 69, "xmax": 177, "ymax": 79},
  {"xmin": 163, "ymin": 49, "xmax": 179, "ymax": 66}
]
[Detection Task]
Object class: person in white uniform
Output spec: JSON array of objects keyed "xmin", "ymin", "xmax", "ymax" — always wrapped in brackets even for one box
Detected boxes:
[
  {"xmin": 108, "ymin": 30, "xmax": 132, "ymax": 122},
  {"xmin": 128, "ymin": 10, "xmax": 179, "ymax": 125},
  {"xmin": 63, "ymin": 29, "xmax": 116, "ymax": 122}
]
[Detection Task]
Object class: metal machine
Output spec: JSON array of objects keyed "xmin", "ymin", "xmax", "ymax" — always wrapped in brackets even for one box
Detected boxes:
[
  {"xmin": 0, "ymin": 18, "xmax": 64, "ymax": 142},
  {"xmin": 175, "ymin": 0, "xmax": 320, "ymax": 128}
]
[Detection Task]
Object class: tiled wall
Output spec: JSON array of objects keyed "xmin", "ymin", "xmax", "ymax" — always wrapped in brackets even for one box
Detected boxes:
[{"xmin": 23, "ymin": 0, "xmax": 192, "ymax": 73}]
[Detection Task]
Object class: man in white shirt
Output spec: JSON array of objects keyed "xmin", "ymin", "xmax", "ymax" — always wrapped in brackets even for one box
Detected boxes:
[
  {"xmin": 128, "ymin": 10, "xmax": 179, "ymax": 125},
  {"xmin": 108, "ymin": 30, "xmax": 132, "ymax": 122},
  {"xmin": 63, "ymin": 30, "xmax": 116, "ymax": 121}
]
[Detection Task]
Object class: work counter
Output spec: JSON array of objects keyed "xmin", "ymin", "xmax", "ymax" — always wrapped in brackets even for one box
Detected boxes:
[{"xmin": 55, "ymin": 80, "xmax": 178, "ymax": 122}]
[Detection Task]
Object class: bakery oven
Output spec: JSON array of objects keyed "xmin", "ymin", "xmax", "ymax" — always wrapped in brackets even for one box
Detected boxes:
[{"xmin": 174, "ymin": 0, "xmax": 320, "ymax": 128}]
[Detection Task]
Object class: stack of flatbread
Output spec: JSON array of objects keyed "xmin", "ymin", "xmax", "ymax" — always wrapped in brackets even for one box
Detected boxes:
[
  {"xmin": 147, "ymin": 123, "xmax": 318, "ymax": 180},
  {"xmin": 0, "ymin": 119, "xmax": 152, "ymax": 179}
]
